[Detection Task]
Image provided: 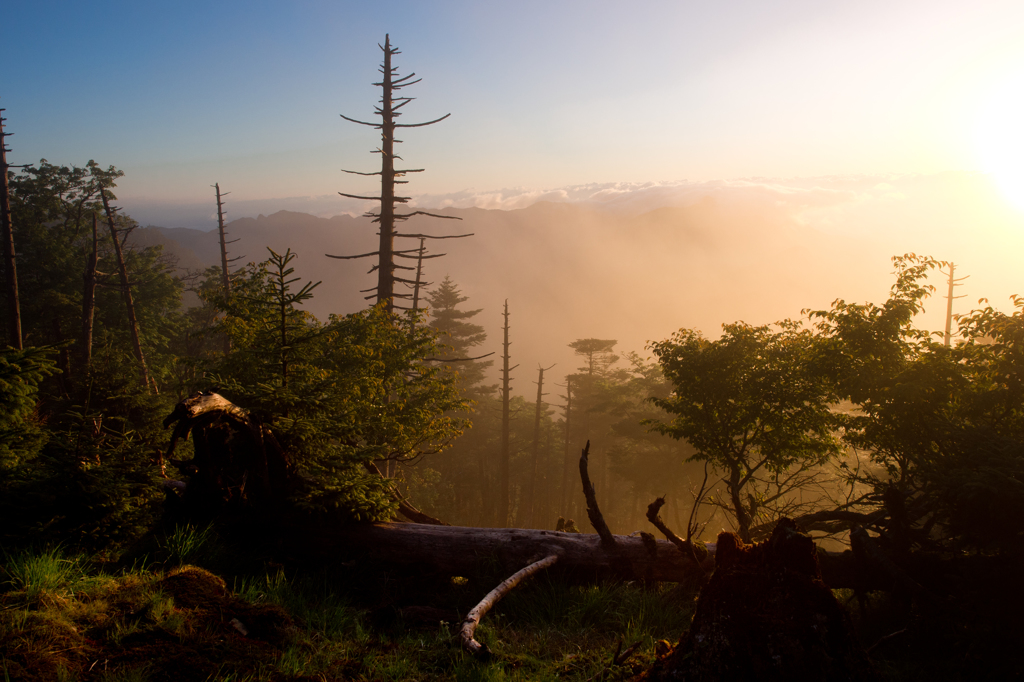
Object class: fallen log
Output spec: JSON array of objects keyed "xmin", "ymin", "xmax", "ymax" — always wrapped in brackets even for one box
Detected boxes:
[
  {"xmin": 292, "ymin": 522, "xmax": 715, "ymax": 582},
  {"xmin": 158, "ymin": 393, "xmax": 891, "ymax": 591}
]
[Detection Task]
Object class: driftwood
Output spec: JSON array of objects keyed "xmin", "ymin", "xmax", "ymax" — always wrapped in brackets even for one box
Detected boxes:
[{"xmin": 459, "ymin": 554, "xmax": 560, "ymax": 655}]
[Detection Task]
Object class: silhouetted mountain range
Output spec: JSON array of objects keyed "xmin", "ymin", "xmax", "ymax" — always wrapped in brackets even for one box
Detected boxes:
[{"xmin": 136, "ymin": 202, "xmax": 891, "ymax": 381}]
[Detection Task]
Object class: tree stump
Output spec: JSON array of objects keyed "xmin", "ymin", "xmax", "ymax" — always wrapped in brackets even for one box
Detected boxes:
[
  {"xmin": 641, "ymin": 518, "xmax": 875, "ymax": 682},
  {"xmin": 162, "ymin": 391, "xmax": 295, "ymax": 522}
]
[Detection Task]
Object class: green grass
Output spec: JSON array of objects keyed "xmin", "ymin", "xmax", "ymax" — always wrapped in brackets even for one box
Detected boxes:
[
  {"xmin": 0, "ymin": 545, "xmax": 697, "ymax": 681},
  {"xmin": 157, "ymin": 524, "xmax": 216, "ymax": 567}
]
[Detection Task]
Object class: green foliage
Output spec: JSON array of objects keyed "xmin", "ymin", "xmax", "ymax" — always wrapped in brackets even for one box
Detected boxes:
[
  {"xmin": 0, "ymin": 346, "xmax": 56, "ymax": 469},
  {"xmin": 158, "ymin": 524, "xmax": 216, "ymax": 567},
  {"xmin": 649, "ymin": 320, "xmax": 843, "ymax": 541},
  {"xmin": 204, "ymin": 249, "xmax": 467, "ymax": 519},
  {"xmin": 807, "ymin": 254, "xmax": 1024, "ymax": 553},
  {"xmin": 0, "ymin": 547, "xmax": 85, "ymax": 600}
]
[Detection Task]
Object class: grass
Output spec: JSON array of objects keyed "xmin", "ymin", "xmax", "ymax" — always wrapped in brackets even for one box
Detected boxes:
[{"xmin": 0, "ymin": 543, "xmax": 696, "ymax": 681}]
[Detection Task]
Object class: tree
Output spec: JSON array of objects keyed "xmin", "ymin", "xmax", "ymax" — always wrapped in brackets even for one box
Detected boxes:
[
  {"xmin": 4, "ymin": 160, "xmax": 183, "ymax": 394},
  {"xmin": 99, "ymin": 179, "xmax": 152, "ymax": 392},
  {"xmin": 808, "ymin": 254, "xmax": 1024, "ymax": 554},
  {"xmin": 426, "ymin": 276, "xmax": 492, "ymax": 391},
  {"xmin": 206, "ymin": 249, "xmax": 467, "ymax": 519},
  {"xmin": 498, "ymin": 300, "xmax": 517, "ymax": 526},
  {"xmin": 1, "ymin": 106, "xmax": 22, "ymax": 349},
  {"xmin": 329, "ymin": 34, "xmax": 468, "ymax": 313},
  {"xmin": 649, "ymin": 321, "xmax": 844, "ymax": 542}
]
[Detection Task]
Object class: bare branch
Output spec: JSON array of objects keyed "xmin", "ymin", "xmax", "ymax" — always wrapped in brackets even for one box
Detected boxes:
[
  {"xmin": 339, "ymin": 113, "xmax": 379, "ymax": 127},
  {"xmin": 338, "ymin": 191, "xmax": 381, "ymax": 201},
  {"xmin": 395, "ymin": 232, "xmax": 473, "ymax": 239},
  {"xmin": 395, "ymin": 113, "xmax": 451, "ymax": 128},
  {"xmin": 325, "ymin": 251, "xmax": 379, "ymax": 260}
]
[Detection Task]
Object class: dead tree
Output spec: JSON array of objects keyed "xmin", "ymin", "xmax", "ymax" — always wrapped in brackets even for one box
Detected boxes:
[
  {"xmin": 525, "ymin": 363, "xmax": 555, "ymax": 528},
  {"xmin": 559, "ymin": 376, "xmax": 575, "ymax": 519},
  {"xmin": 99, "ymin": 187, "xmax": 153, "ymax": 393},
  {"xmin": 498, "ymin": 300, "xmax": 518, "ymax": 527},
  {"xmin": 80, "ymin": 214, "xmax": 100, "ymax": 371},
  {"xmin": 942, "ymin": 262, "xmax": 968, "ymax": 347},
  {"xmin": 0, "ymin": 107, "xmax": 22, "ymax": 349},
  {"xmin": 327, "ymin": 35, "xmax": 471, "ymax": 313},
  {"xmin": 213, "ymin": 183, "xmax": 241, "ymax": 294}
]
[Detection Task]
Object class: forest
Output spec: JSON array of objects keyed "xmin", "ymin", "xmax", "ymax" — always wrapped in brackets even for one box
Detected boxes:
[{"xmin": 3, "ymin": 38, "xmax": 1024, "ymax": 682}]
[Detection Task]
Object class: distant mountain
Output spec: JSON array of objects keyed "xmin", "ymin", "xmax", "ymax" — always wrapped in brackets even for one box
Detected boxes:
[{"xmin": 133, "ymin": 202, "xmax": 891, "ymax": 384}]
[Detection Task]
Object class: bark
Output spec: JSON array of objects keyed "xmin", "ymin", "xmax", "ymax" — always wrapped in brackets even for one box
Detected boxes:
[
  {"xmin": 641, "ymin": 520, "xmax": 876, "ymax": 681},
  {"xmin": 525, "ymin": 364, "xmax": 553, "ymax": 527},
  {"xmin": 297, "ymin": 522, "xmax": 713, "ymax": 582},
  {"xmin": 80, "ymin": 213, "xmax": 99, "ymax": 371},
  {"xmin": 460, "ymin": 554, "xmax": 559, "ymax": 655},
  {"xmin": 0, "ymin": 110, "xmax": 21, "ymax": 349},
  {"xmin": 579, "ymin": 441, "xmax": 617, "ymax": 551},
  {"xmin": 559, "ymin": 376, "xmax": 574, "ymax": 518},
  {"xmin": 376, "ymin": 35, "xmax": 397, "ymax": 311},
  {"xmin": 214, "ymin": 183, "xmax": 231, "ymax": 293},
  {"xmin": 498, "ymin": 300, "xmax": 515, "ymax": 526},
  {"xmin": 100, "ymin": 188, "xmax": 152, "ymax": 393}
]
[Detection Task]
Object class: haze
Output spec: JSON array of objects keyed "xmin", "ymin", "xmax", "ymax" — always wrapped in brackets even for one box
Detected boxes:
[{"xmin": 6, "ymin": 0, "xmax": 1024, "ymax": 376}]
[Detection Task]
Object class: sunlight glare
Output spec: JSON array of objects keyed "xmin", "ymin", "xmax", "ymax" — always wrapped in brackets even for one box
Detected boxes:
[{"xmin": 975, "ymin": 69, "xmax": 1024, "ymax": 212}]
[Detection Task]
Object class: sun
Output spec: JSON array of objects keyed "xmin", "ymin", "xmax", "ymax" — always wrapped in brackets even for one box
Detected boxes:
[{"xmin": 974, "ymin": 69, "xmax": 1024, "ymax": 211}]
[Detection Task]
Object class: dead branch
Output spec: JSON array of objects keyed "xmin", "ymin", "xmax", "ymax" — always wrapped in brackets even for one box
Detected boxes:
[
  {"xmin": 459, "ymin": 554, "xmax": 559, "ymax": 656},
  {"xmin": 580, "ymin": 441, "xmax": 617, "ymax": 552},
  {"xmin": 647, "ymin": 497, "xmax": 709, "ymax": 581},
  {"xmin": 363, "ymin": 461, "xmax": 449, "ymax": 526},
  {"xmin": 586, "ymin": 638, "xmax": 643, "ymax": 682}
]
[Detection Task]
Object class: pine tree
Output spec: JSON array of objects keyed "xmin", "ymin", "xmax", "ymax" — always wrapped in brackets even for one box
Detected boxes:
[{"xmin": 426, "ymin": 276, "xmax": 492, "ymax": 391}]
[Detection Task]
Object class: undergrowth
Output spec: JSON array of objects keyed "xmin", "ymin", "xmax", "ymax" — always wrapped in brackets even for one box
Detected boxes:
[{"xmin": 0, "ymin": 539, "xmax": 697, "ymax": 681}]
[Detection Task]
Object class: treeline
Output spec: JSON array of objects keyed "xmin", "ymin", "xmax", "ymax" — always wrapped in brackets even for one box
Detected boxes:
[
  {"xmin": 405, "ymin": 276, "xmax": 700, "ymax": 532},
  {"xmin": 3, "ymin": 160, "xmax": 1024, "ymax": 568}
]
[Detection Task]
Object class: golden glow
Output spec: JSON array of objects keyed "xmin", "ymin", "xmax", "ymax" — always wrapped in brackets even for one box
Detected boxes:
[{"xmin": 975, "ymin": 68, "xmax": 1024, "ymax": 211}]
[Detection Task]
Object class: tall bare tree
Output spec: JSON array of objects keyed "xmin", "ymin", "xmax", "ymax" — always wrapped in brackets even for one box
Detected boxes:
[
  {"xmin": 327, "ymin": 34, "xmax": 470, "ymax": 312},
  {"xmin": 213, "ymin": 182, "xmax": 240, "ymax": 294},
  {"xmin": 80, "ymin": 214, "xmax": 100, "ymax": 371},
  {"xmin": 1, "ymin": 107, "xmax": 22, "ymax": 349},
  {"xmin": 498, "ymin": 299, "xmax": 519, "ymax": 527},
  {"xmin": 99, "ymin": 187, "xmax": 152, "ymax": 393},
  {"xmin": 526, "ymin": 363, "xmax": 555, "ymax": 528},
  {"xmin": 942, "ymin": 262, "xmax": 968, "ymax": 347}
]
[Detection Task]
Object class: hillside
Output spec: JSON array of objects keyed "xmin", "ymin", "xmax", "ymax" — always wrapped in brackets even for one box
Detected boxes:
[{"xmin": 140, "ymin": 202, "xmax": 891, "ymax": 380}]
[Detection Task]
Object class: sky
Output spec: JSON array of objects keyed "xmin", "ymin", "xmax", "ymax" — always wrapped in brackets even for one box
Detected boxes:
[
  {"xmin": 6, "ymin": 0, "xmax": 1024, "ymax": 212},
  {"xmin": 6, "ymin": 0, "xmax": 1024, "ymax": 361}
]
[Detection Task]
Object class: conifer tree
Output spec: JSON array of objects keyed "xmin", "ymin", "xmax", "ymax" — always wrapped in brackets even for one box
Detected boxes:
[
  {"xmin": 329, "ymin": 35, "xmax": 468, "ymax": 312},
  {"xmin": 426, "ymin": 276, "xmax": 492, "ymax": 391}
]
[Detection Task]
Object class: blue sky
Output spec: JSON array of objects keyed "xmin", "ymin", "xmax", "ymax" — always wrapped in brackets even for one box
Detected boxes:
[{"xmin": 6, "ymin": 0, "xmax": 1024, "ymax": 218}]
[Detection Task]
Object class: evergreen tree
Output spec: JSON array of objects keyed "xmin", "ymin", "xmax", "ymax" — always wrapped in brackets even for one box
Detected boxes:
[{"xmin": 426, "ymin": 276, "xmax": 492, "ymax": 392}]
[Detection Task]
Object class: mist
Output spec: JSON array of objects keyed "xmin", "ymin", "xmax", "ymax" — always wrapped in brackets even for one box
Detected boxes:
[{"xmin": 135, "ymin": 170, "xmax": 1024, "ymax": 385}]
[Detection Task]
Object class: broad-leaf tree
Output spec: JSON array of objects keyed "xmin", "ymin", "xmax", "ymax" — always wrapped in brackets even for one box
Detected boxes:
[{"xmin": 649, "ymin": 320, "xmax": 843, "ymax": 542}]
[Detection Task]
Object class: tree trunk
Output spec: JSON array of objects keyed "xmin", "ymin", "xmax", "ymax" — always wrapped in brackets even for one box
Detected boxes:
[
  {"xmin": 100, "ymin": 188, "xmax": 152, "ymax": 393},
  {"xmin": 296, "ymin": 522, "xmax": 712, "ymax": 582},
  {"xmin": 80, "ymin": 214, "xmax": 99, "ymax": 372},
  {"xmin": 498, "ymin": 300, "xmax": 514, "ymax": 526},
  {"xmin": 0, "ymin": 110, "xmax": 22, "ymax": 349},
  {"xmin": 526, "ymin": 364, "xmax": 552, "ymax": 527},
  {"xmin": 559, "ymin": 376, "xmax": 574, "ymax": 518},
  {"xmin": 728, "ymin": 466, "xmax": 752, "ymax": 543}
]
